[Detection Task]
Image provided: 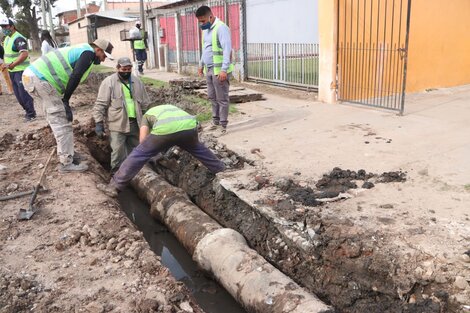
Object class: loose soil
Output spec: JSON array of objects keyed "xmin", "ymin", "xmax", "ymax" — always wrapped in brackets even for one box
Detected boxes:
[
  {"xmin": 1, "ymin": 73, "xmax": 469, "ymax": 313},
  {"xmin": 0, "ymin": 76, "xmax": 203, "ymax": 313}
]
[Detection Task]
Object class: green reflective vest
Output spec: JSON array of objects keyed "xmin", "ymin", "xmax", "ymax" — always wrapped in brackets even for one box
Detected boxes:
[
  {"xmin": 122, "ymin": 83, "xmax": 136, "ymax": 118},
  {"xmin": 202, "ymin": 20, "xmax": 234, "ymax": 75},
  {"xmin": 30, "ymin": 44, "xmax": 94, "ymax": 95},
  {"xmin": 4, "ymin": 31, "xmax": 30, "ymax": 72},
  {"xmin": 133, "ymin": 31, "xmax": 146, "ymax": 50},
  {"xmin": 146, "ymin": 105, "xmax": 197, "ymax": 136}
]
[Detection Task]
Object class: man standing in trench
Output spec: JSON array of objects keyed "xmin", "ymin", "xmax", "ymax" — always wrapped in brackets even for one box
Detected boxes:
[
  {"xmin": 0, "ymin": 17, "xmax": 36, "ymax": 121},
  {"xmin": 93, "ymin": 57, "xmax": 151, "ymax": 173},
  {"xmin": 196, "ymin": 5, "xmax": 233, "ymax": 136},
  {"xmin": 22, "ymin": 39, "xmax": 115, "ymax": 173},
  {"xmin": 97, "ymin": 104, "xmax": 225, "ymax": 197}
]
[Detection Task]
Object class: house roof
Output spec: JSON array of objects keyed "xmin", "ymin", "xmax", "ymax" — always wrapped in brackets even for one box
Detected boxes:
[
  {"xmin": 105, "ymin": 1, "xmax": 167, "ymax": 11},
  {"xmin": 68, "ymin": 10, "xmax": 136, "ymax": 25}
]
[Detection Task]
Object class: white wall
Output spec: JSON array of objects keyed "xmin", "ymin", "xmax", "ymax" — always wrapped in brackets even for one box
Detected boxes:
[{"xmin": 246, "ymin": 0, "xmax": 319, "ymax": 44}]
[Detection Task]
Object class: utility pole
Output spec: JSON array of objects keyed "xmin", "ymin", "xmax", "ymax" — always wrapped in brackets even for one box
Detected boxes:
[
  {"xmin": 40, "ymin": 0, "xmax": 48, "ymax": 30},
  {"xmin": 46, "ymin": 0, "xmax": 56, "ymax": 40},
  {"xmin": 140, "ymin": 0, "xmax": 145, "ymax": 31},
  {"xmin": 102, "ymin": 0, "xmax": 108, "ymax": 11},
  {"xmin": 76, "ymin": 0, "xmax": 81, "ymax": 18}
]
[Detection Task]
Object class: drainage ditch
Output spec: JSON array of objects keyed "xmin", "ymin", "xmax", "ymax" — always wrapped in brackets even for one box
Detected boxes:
[
  {"xmin": 74, "ymin": 74, "xmax": 459, "ymax": 313},
  {"xmin": 118, "ymin": 187, "xmax": 246, "ymax": 313}
]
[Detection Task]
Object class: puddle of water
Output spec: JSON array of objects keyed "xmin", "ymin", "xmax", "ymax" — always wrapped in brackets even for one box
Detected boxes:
[{"xmin": 118, "ymin": 188, "xmax": 246, "ymax": 313}]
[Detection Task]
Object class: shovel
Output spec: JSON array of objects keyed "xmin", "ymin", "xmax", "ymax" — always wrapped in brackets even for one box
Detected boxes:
[{"xmin": 18, "ymin": 147, "xmax": 56, "ymax": 220}]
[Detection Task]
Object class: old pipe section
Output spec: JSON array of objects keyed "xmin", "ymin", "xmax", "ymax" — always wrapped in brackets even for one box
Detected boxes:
[{"xmin": 131, "ymin": 166, "xmax": 334, "ymax": 313}]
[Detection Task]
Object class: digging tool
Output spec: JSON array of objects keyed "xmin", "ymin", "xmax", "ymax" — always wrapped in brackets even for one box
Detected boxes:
[
  {"xmin": 250, "ymin": 148, "xmax": 265, "ymax": 159},
  {"xmin": 18, "ymin": 147, "xmax": 56, "ymax": 220}
]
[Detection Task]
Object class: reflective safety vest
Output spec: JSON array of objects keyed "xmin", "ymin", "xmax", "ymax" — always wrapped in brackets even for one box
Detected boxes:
[
  {"xmin": 29, "ymin": 44, "xmax": 94, "ymax": 95},
  {"xmin": 4, "ymin": 31, "xmax": 30, "ymax": 73},
  {"xmin": 202, "ymin": 20, "xmax": 234, "ymax": 75},
  {"xmin": 146, "ymin": 105, "xmax": 197, "ymax": 136},
  {"xmin": 122, "ymin": 82, "xmax": 136, "ymax": 118},
  {"xmin": 133, "ymin": 31, "xmax": 146, "ymax": 50}
]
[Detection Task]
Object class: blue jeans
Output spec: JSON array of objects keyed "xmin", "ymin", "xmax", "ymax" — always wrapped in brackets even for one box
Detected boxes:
[
  {"xmin": 10, "ymin": 71, "xmax": 36, "ymax": 118},
  {"xmin": 111, "ymin": 128, "xmax": 225, "ymax": 190}
]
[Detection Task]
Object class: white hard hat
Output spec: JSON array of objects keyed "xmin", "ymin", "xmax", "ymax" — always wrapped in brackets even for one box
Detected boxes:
[
  {"xmin": 0, "ymin": 15, "xmax": 10, "ymax": 26},
  {"xmin": 135, "ymin": 20, "xmax": 141, "ymax": 25}
]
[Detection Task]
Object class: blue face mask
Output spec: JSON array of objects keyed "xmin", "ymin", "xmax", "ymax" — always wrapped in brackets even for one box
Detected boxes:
[
  {"xmin": 2, "ymin": 28, "xmax": 12, "ymax": 36},
  {"xmin": 200, "ymin": 21, "xmax": 211, "ymax": 30}
]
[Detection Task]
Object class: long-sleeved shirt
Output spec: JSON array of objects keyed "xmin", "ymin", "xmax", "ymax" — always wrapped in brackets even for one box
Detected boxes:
[
  {"xmin": 199, "ymin": 18, "xmax": 232, "ymax": 73},
  {"xmin": 41, "ymin": 40, "xmax": 56, "ymax": 56},
  {"xmin": 63, "ymin": 50, "xmax": 98, "ymax": 102}
]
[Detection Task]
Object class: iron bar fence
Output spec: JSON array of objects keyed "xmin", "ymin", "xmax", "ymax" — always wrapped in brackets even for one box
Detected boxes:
[
  {"xmin": 337, "ymin": 0, "xmax": 412, "ymax": 114},
  {"xmin": 157, "ymin": 0, "xmax": 243, "ymax": 72},
  {"xmin": 247, "ymin": 43, "xmax": 319, "ymax": 90}
]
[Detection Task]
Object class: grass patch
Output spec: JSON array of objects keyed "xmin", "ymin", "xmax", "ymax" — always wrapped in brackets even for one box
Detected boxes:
[
  {"xmin": 465, "ymin": 184, "xmax": 470, "ymax": 191},
  {"xmin": 141, "ymin": 76, "xmax": 168, "ymax": 88},
  {"xmin": 247, "ymin": 57, "xmax": 319, "ymax": 86},
  {"xmin": 92, "ymin": 65, "xmax": 114, "ymax": 74},
  {"xmin": 183, "ymin": 94, "xmax": 237, "ymax": 122}
]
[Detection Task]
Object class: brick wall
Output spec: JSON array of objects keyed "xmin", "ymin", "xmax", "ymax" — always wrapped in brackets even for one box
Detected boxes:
[{"xmin": 97, "ymin": 21, "xmax": 136, "ymax": 61}]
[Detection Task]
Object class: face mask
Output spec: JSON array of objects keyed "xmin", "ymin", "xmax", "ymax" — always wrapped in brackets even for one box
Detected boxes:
[
  {"xmin": 200, "ymin": 19, "xmax": 212, "ymax": 30},
  {"xmin": 2, "ymin": 29, "xmax": 12, "ymax": 36},
  {"xmin": 119, "ymin": 72, "xmax": 131, "ymax": 80},
  {"xmin": 136, "ymin": 24, "xmax": 141, "ymax": 29}
]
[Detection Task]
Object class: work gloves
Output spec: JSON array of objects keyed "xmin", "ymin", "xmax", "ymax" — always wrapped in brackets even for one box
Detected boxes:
[
  {"xmin": 62, "ymin": 99, "xmax": 73, "ymax": 122},
  {"xmin": 95, "ymin": 122, "xmax": 105, "ymax": 138}
]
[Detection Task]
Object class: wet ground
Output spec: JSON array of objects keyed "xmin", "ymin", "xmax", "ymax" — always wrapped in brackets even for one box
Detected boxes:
[{"xmin": 118, "ymin": 187, "xmax": 246, "ymax": 313}]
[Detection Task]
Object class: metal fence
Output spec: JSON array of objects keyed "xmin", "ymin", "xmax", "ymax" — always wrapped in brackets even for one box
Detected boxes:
[
  {"xmin": 247, "ymin": 43, "xmax": 320, "ymax": 90},
  {"xmin": 157, "ymin": 0, "xmax": 243, "ymax": 70},
  {"xmin": 337, "ymin": 0, "xmax": 412, "ymax": 114}
]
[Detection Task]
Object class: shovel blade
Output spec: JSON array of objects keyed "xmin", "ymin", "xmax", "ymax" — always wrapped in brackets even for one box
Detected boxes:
[{"xmin": 18, "ymin": 208, "xmax": 37, "ymax": 220}]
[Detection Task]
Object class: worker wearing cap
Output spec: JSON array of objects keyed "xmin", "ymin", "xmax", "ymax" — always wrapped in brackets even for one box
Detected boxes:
[
  {"xmin": 22, "ymin": 39, "xmax": 115, "ymax": 173},
  {"xmin": 97, "ymin": 104, "xmax": 225, "ymax": 197},
  {"xmin": 93, "ymin": 57, "xmax": 151, "ymax": 173},
  {"xmin": 0, "ymin": 17, "xmax": 36, "ymax": 121},
  {"xmin": 132, "ymin": 21, "xmax": 147, "ymax": 74}
]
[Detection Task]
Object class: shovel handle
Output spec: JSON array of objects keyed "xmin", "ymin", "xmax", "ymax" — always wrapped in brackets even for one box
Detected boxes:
[{"xmin": 30, "ymin": 147, "xmax": 56, "ymax": 207}]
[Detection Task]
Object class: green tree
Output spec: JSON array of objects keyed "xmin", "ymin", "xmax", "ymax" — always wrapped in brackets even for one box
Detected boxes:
[{"xmin": 0, "ymin": 0, "xmax": 57, "ymax": 51}]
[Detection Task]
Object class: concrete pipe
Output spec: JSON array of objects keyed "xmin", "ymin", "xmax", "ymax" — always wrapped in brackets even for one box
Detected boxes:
[{"xmin": 131, "ymin": 166, "xmax": 334, "ymax": 313}]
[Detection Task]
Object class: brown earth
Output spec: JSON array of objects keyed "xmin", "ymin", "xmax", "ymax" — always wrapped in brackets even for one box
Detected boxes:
[{"xmin": 0, "ymin": 78, "xmax": 203, "ymax": 313}]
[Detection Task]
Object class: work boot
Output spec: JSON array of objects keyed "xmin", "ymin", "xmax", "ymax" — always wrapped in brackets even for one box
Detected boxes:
[
  {"xmin": 204, "ymin": 122, "xmax": 219, "ymax": 131},
  {"xmin": 97, "ymin": 183, "xmax": 119, "ymax": 198},
  {"xmin": 214, "ymin": 126, "xmax": 227, "ymax": 137},
  {"xmin": 72, "ymin": 152, "xmax": 84, "ymax": 165},
  {"xmin": 59, "ymin": 162, "xmax": 88, "ymax": 173},
  {"xmin": 24, "ymin": 116, "xmax": 36, "ymax": 123}
]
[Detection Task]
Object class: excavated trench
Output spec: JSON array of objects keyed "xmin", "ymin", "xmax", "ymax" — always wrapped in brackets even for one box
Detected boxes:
[
  {"xmin": 146, "ymin": 150, "xmax": 453, "ymax": 313},
  {"xmin": 74, "ymin": 73, "xmax": 457, "ymax": 313},
  {"xmin": 118, "ymin": 188, "xmax": 246, "ymax": 313}
]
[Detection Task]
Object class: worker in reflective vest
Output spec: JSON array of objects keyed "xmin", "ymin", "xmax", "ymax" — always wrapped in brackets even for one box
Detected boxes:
[
  {"xmin": 93, "ymin": 57, "xmax": 151, "ymax": 173},
  {"xmin": 133, "ymin": 21, "xmax": 147, "ymax": 74},
  {"xmin": 22, "ymin": 39, "xmax": 114, "ymax": 173},
  {"xmin": 97, "ymin": 104, "xmax": 225, "ymax": 197},
  {"xmin": 196, "ymin": 6, "xmax": 234, "ymax": 136},
  {"xmin": 0, "ymin": 17, "xmax": 36, "ymax": 121}
]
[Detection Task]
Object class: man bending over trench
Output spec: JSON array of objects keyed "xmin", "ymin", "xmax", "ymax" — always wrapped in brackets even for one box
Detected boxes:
[{"xmin": 97, "ymin": 104, "xmax": 225, "ymax": 197}]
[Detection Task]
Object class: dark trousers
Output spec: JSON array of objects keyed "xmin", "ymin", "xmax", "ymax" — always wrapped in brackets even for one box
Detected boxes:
[
  {"xmin": 134, "ymin": 49, "xmax": 147, "ymax": 73},
  {"xmin": 10, "ymin": 71, "xmax": 36, "ymax": 118},
  {"xmin": 111, "ymin": 128, "xmax": 225, "ymax": 190}
]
